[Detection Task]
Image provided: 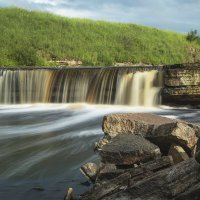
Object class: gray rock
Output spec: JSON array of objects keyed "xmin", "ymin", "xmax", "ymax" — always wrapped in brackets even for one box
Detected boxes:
[
  {"xmin": 97, "ymin": 156, "xmax": 173, "ymax": 182},
  {"xmin": 103, "ymin": 158, "xmax": 200, "ymax": 200},
  {"xmin": 99, "ymin": 134, "xmax": 161, "ymax": 165}
]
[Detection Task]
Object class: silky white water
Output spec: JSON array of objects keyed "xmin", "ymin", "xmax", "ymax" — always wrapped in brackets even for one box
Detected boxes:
[{"xmin": 0, "ymin": 104, "xmax": 199, "ymax": 200}]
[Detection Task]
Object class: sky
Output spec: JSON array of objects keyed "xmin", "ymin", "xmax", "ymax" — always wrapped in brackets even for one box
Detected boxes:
[{"xmin": 0, "ymin": 0, "xmax": 200, "ymax": 33}]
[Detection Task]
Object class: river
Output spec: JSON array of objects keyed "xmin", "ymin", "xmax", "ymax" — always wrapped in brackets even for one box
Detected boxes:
[{"xmin": 0, "ymin": 104, "xmax": 199, "ymax": 200}]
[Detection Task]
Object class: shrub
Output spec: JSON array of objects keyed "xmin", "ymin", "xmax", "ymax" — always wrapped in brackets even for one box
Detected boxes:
[{"xmin": 186, "ymin": 30, "xmax": 199, "ymax": 42}]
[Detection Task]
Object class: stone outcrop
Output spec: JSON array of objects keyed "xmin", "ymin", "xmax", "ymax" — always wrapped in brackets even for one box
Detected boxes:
[
  {"xmin": 102, "ymin": 158, "xmax": 200, "ymax": 200},
  {"xmin": 76, "ymin": 113, "xmax": 200, "ymax": 200},
  {"xmin": 102, "ymin": 113, "xmax": 198, "ymax": 154},
  {"xmin": 162, "ymin": 63, "xmax": 200, "ymax": 106}
]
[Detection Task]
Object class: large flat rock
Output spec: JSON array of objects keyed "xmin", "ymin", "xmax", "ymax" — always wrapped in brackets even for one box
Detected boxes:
[
  {"xmin": 103, "ymin": 113, "xmax": 175, "ymax": 137},
  {"xmin": 102, "ymin": 113, "xmax": 198, "ymax": 153},
  {"xmin": 99, "ymin": 134, "xmax": 161, "ymax": 165}
]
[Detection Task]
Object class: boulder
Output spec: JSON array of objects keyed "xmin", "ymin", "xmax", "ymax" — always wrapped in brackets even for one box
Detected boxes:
[
  {"xmin": 102, "ymin": 113, "xmax": 198, "ymax": 154},
  {"xmin": 80, "ymin": 163, "xmax": 98, "ymax": 182},
  {"xmin": 102, "ymin": 113, "xmax": 175, "ymax": 138},
  {"xmin": 147, "ymin": 121, "xmax": 198, "ymax": 154},
  {"xmin": 99, "ymin": 134, "xmax": 161, "ymax": 165},
  {"xmin": 168, "ymin": 144, "xmax": 189, "ymax": 164}
]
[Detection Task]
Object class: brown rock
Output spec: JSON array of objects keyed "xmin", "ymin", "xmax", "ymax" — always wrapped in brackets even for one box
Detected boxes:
[
  {"xmin": 102, "ymin": 113, "xmax": 198, "ymax": 154},
  {"xmin": 102, "ymin": 113, "xmax": 175, "ymax": 138},
  {"xmin": 99, "ymin": 134, "xmax": 161, "ymax": 165},
  {"xmin": 168, "ymin": 144, "xmax": 189, "ymax": 164},
  {"xmin": 80, "ymin": 163, "xmax": 98, "ymax": 182},
  {"xmin": 147, "ymin": 121, "xmax": 198, "ymax": 153}
]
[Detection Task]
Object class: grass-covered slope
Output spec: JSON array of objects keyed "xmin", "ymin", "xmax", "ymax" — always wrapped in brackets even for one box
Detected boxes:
[{"xmin": 0, "ymin": 8, "xmax": 200, "ymax": 67}]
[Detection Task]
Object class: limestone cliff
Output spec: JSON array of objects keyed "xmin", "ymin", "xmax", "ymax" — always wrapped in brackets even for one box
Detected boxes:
[{"xmin": 162, "ymin": 63, "xmax": 200, "ymax": 106}]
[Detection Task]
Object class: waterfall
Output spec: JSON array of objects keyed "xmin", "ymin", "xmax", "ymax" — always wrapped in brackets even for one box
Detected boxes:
[{"xmin": 0, "ymin": 68, "xmax": 163, "ymax": 106}]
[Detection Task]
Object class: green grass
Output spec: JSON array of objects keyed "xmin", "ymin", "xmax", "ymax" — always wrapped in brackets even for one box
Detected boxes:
[{"xmin": 0, "ymin": 7, "xmax": 200, "ymax": 67}]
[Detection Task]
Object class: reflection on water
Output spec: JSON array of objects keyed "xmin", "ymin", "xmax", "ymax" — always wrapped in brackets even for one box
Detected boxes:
[{"xmin": 0, "ymin": 104, "xmax": 199, "ymax": 200}]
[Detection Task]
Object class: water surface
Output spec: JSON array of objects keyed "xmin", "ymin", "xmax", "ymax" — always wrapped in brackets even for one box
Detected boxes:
[{"xmin": 0, "ymin": 104, "xmax": 199, "ymax": 200}]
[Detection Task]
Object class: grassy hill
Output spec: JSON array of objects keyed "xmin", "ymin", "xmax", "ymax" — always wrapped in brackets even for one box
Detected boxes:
[{"xmin": 0, "ymin": 7, "xmax": 200, "ymax": 67}]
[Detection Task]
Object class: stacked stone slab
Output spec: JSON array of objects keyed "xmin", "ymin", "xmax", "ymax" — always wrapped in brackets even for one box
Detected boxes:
[
  {"xmin": 78, "ymin": 113, "xmax": 200, "ymax": 200},
  {"xmin": 162, "ymin": 62, "xmax": 200, "ymax": 106}
]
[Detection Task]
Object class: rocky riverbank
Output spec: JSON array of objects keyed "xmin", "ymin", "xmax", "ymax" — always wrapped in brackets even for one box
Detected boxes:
[{"xmin": 66, "ymin": 113, "xmax": 200, "ymax": 200}]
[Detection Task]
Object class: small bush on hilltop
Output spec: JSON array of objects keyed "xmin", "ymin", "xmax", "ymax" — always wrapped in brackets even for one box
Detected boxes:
[{"xmin": 186, "ymin": 30, "xmax": 199, "ymax": 42}]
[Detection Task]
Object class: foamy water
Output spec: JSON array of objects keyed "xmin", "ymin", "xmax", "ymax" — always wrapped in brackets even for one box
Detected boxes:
[{"xmin": 0, "ymin": 104, "xmax": 199, "ymax": 200}]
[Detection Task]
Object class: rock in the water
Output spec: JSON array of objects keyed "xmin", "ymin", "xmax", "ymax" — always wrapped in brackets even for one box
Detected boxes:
[
  {"xmin": 80, "ymin": 163, "xmax": 98, "ymax": 182},
  {"xmin": 102, "ymin": 113, "xmax": 198, "ymax": 154},
  {"xmin": 99, "ymin": 134, "xmax": 161, "ymax": 165},
  {"xmin": 195, "ymin": 139, "xmax": 200, "ymax": 164},
  {"xmin": 102, "ymin": 113, "xmax": 175, "ymax": 138},
  {"xmin": 64, "ymin": 188, "xmax": 76, "ymax": 200},
  {"xmin": 168, "ymin": 144, "xmax": 189, "ymax": 164}
]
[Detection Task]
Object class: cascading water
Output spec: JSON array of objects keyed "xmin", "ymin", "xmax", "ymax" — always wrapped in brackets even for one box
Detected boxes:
[{"xmin": 0, "ymin": 68, "xmax": 163, "ymax": 106}]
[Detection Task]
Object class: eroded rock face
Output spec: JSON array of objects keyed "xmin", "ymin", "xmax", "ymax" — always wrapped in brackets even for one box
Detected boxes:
[
  {"xmin": 99, "ymin": 134, "xmax": 161, "ymax": 165},
  {"xmin": 168, "ymin": 144, "xmax": 189, "ymax": 164},
  {"xmin": 102, "ymin": 113, "xmax": 198, "ymax": 154}
]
